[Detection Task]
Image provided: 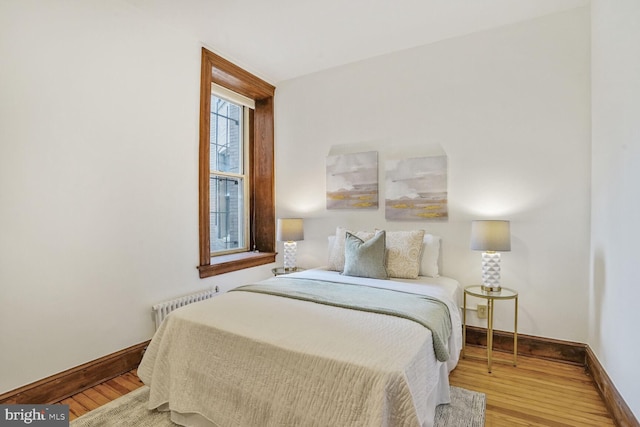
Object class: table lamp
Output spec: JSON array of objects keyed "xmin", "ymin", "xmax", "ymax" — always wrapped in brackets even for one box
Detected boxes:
[
  {"xmin": 470, "ymin": 220, "xmax": 511, "ymax": 292},
  {"xmin": 277, "ymin": 218, "xmax": 304, "ymax": 271}
]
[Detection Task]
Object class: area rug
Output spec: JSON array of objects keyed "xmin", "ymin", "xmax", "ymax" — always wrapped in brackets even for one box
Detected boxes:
[{"xmin": 72, "ymin": 385, "xmax": 485, "ymax": 426}]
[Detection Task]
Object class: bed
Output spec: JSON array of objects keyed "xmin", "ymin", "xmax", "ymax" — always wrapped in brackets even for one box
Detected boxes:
[{"xmin": 138, "ymin": 229, "xmax": 462, "ymax": 427}]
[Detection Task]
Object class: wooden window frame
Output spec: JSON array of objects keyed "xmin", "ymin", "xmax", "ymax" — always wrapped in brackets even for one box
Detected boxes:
[{"xmin": 198, "ymin": 48, "xmax": 276, "ymax": 278}]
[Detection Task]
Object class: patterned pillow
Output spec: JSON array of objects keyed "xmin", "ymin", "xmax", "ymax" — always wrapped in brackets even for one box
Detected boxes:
[
  {"xmin": 342, "ymin": 231, "xmax": 388, "ymax": 279},
  {"xmin": 327, "ymin": 226, "xmax": 374, "ymax": 272},
  {"xmin": 384, "ymin": 230, "xmax": 426, "ymax": 279}
]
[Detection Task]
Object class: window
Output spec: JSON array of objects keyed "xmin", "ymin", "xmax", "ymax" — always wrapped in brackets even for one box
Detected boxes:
[
  {"xmin": 198, "ymin": 48, "xmax": 276, "ymax": 278},
  {"xmin": 209, "ymin": 92, "xmax": 248, "ymax": 255}
]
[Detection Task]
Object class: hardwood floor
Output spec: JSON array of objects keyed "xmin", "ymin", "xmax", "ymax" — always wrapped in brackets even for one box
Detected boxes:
[
  {"xmin": 61, "ymin": 346, "xmax": 615, "ymax": 426},
  {"xmin": 450, "ymin": 346, "xmax": 615, "ymax": 426},
  {"xmin": 61, "ymin": 371, "xmax": 144, "ymax": 421}
]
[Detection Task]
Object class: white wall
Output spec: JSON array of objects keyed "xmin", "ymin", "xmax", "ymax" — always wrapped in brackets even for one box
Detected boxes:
[
  {"xmin": 0, "ymin": 1, "xmax": 273, "ymax": 394},
  {"xmin": 276, "ymin": 8, "xmax": 591, "ymax": 341},
  {"xmin": 590, "ymin": 0, "xmax": 640, "ymax": 420}
]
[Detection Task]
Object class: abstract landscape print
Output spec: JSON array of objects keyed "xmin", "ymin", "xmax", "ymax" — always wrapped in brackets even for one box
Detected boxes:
[
  {"xmin": 326, "ymin": 151, "xmax": 378, "ymax": 209},
  {"xmin": 385, "ymin": 156, "xmax": 448, "ymax": 220}
]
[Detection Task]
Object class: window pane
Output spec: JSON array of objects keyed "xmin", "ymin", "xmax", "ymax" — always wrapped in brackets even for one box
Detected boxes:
[
  {"xmin": 210, "ymin": 95, "xmax": 242, "ymax": 174},
  {"xmin": 210, "ymin": 175, "xmax": 245, "ymax": 253}
]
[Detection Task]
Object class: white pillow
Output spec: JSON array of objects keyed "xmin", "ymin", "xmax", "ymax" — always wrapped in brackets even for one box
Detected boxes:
[
  {"xmin": 383, "ymin": 230, "xmax": 425, "ymax": 279},
  {"xmin": 328, "ymin": 235, "xmax": 336, "ymax": 257},
  {"xmin": 420, "ymin": 234, "xmax": 441, "ymax": 278},
  {"xmin": 327, "ymin": 226, "xmax": 375, "ymax": 272}
]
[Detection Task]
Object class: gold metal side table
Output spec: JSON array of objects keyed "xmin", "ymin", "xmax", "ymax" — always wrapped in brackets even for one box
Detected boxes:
[{"xmin": 463, "ymin": 285, "xmax": 518, "ymax": 373}]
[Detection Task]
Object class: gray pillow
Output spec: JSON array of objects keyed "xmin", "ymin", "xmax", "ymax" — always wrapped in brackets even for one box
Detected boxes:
[{"xmin": 342, "ymin": 231, "xmax": 388, "ymax": 279}]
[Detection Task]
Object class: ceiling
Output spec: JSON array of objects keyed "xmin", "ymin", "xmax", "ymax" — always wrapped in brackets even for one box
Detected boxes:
[{"xmin": 126, "ymin": 0, "xmax": 589, "ymax": 83}]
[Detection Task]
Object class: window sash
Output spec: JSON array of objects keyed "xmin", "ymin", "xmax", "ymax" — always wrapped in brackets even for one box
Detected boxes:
[
  {"xmin": 209, "ymin": 174, "xmax": 246, "ymax": 255},
  {"xmin": 208, "ymin": 93, "xmax": 250, "ymax": 256},
  {"xmin": 210, "ymin": 93, "xmax": 244, "ymax": 175}
]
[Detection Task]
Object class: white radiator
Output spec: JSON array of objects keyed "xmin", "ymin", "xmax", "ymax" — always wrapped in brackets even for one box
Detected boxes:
[{"xmin": 152, "ymin": 287, "xmax": 218, "ymax": 330}]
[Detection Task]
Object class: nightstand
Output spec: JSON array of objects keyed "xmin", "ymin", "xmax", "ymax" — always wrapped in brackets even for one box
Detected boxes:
[
  {"xmin": 271, "ymin": 267, "xmax": 304, "ymax": 276},
  {"xmin": 462, "ymin": 285, "xmax": 518, "ymax": 373}
]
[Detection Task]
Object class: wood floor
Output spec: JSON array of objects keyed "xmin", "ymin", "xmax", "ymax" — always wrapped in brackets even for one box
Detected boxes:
[
  {"xmin": 61, "ymin": 346, "xmax": 615, "ymax": 426},
  {"xmin": 61, "ymin": 371, "xmax": 144, "ymax": 421},
  {"xmin": 450, "ymin": 346, "xmax": 615, "ymax": 426}
]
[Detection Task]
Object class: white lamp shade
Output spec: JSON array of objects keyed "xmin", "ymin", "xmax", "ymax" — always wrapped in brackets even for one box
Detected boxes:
[
  {"xmin": 470, "ymin": 220, "xmax": 511, "ymax": 252},
  {"xmin": 276, "ymin": 218, "xmax": 304, "ymax": 242}
]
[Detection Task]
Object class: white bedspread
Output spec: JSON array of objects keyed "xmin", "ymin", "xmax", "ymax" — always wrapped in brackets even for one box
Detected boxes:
[{"xmin": 138, "ymin": 270, "xmax": 462, "ymax": 427}]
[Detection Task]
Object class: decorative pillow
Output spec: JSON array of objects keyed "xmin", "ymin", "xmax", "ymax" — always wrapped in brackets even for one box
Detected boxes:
[
  {"xmin": 383, "ymin": 229, "xmax": 425, "ymax": 279},
  {"xmin": 342, "ymin": 231, "xmax": 388, "ymax": 279},
  {"xmin": 420, "ymin": 234, "xmax": 441, "ymax": 278},
  {"xmin": 327, "ymin": 226, "xmax": 375, "ymax": 271}
]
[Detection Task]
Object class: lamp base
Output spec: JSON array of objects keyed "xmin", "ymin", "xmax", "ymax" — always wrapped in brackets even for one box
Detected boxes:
[
  {"xmin": 283, "ymin": 241, "xmax": 297, "ymax": 270},
  {"xmin": 481, "ymin": 251, "xmax": 502, "ymax": 292}
]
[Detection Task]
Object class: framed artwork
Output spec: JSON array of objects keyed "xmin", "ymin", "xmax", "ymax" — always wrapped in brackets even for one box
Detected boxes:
[
  {"xmin": 326, "ymin": 151, "xmax": 378, "ymax": 210},
  {"xmin": 385, "ymin": 155, "xmax": 448, "ymax": 220}
]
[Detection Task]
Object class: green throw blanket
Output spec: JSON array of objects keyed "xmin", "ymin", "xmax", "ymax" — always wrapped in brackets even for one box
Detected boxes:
[{"xmin": 232, "ymin": 277, "xmax": 452, "ymax": 362}]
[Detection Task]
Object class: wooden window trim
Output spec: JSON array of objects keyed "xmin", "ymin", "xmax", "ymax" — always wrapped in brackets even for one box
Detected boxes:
[{"xmin": 198, "ymin": 48, "xmax": 276, "ymax": 278}]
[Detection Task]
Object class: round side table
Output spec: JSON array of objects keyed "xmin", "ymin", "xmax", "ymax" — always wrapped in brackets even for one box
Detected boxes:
[{"xmin": 463, "ymin": 285, "xmax": 518, "ymax": 373}]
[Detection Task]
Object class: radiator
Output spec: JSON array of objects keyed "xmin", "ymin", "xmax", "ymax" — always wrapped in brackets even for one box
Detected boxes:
[{"xmin": 152, "ymin": 287, "xmax": 219, "ymax": 330}]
